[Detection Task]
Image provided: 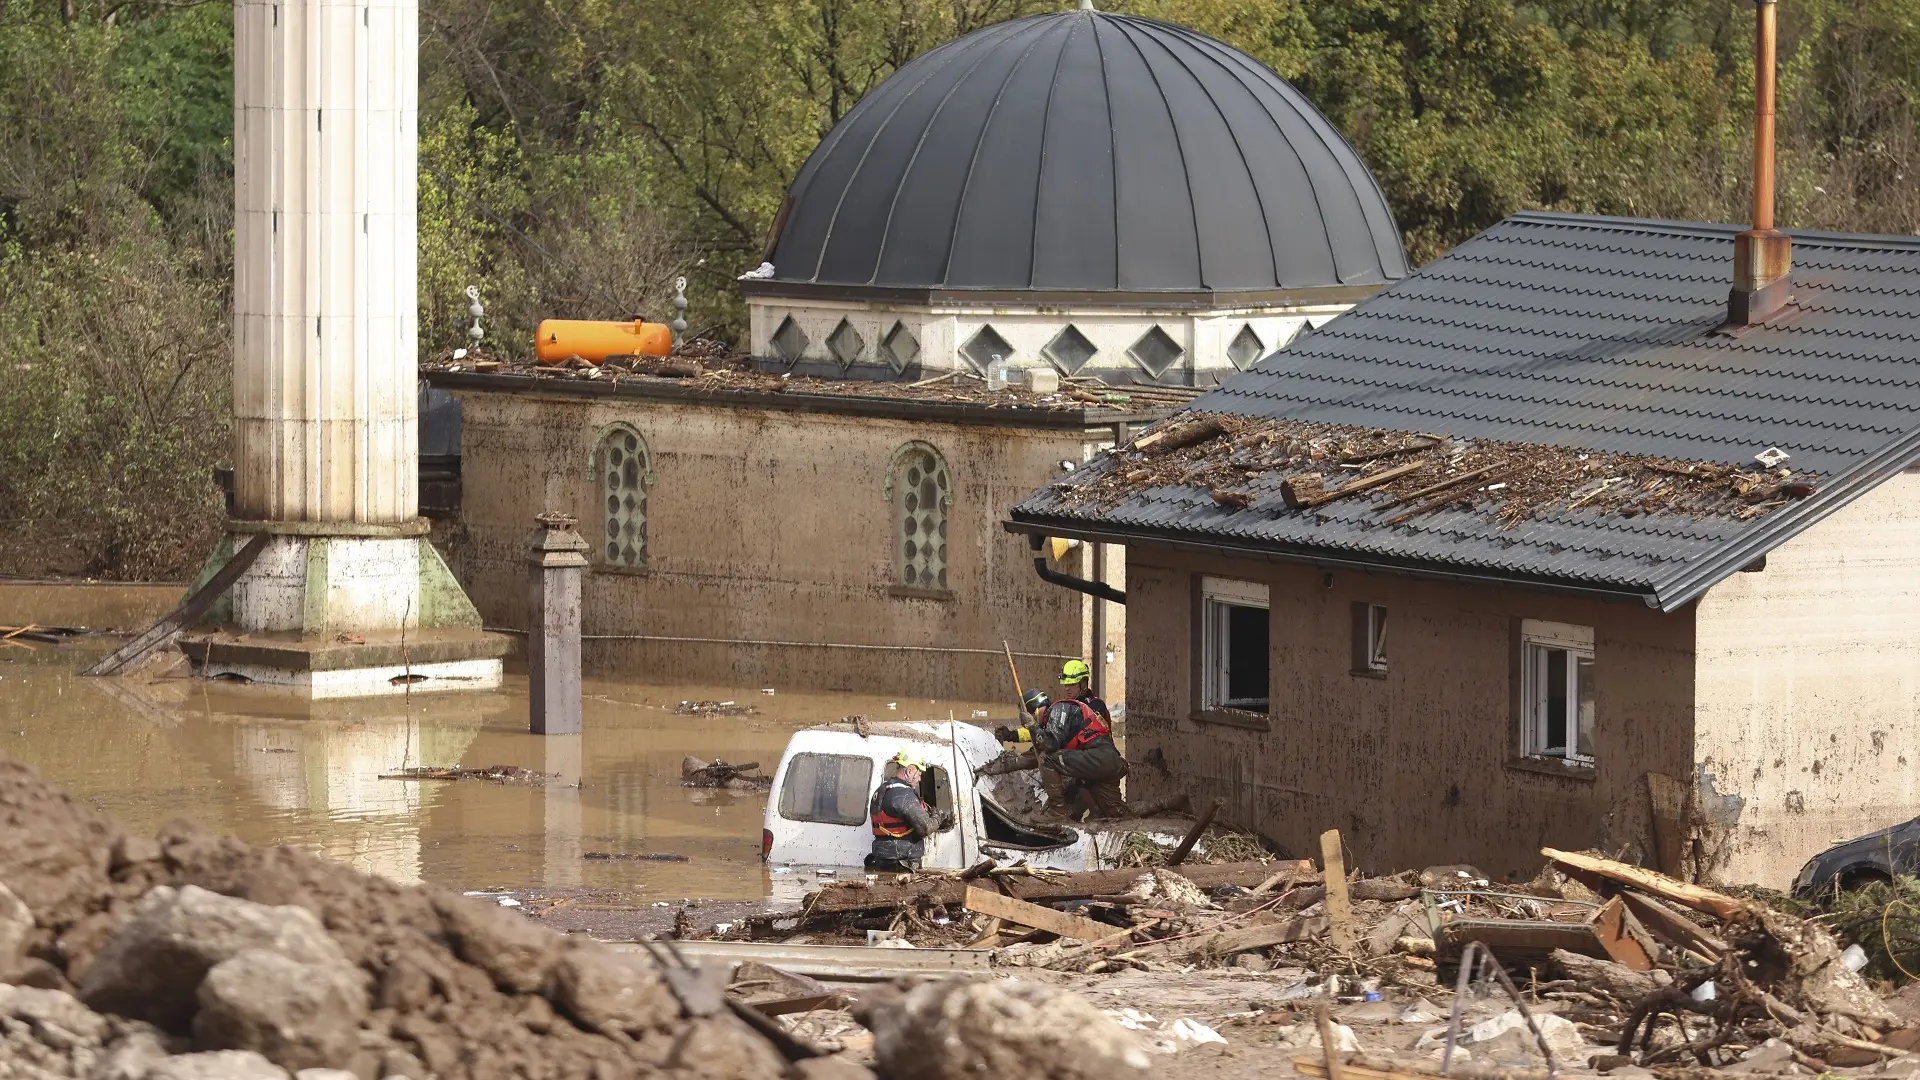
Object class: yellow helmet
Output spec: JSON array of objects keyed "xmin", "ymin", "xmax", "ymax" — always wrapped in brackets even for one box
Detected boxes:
[
  {"xmin": 1059, "ymin": 659, "xmax": 1092, "ymax": 686},
  {"xmin": 890, "ymin": 750, "xmax": 928, "ymax": 772}
]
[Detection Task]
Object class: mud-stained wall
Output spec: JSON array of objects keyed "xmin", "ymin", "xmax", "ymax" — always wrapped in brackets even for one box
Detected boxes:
[
  {"xmin": 450, "ymin": 391, "xmax": 1107, "ymax": 700},
  {"xmin": 1123, "ymin": 549, "xmax": 1698, "ymax": 879},
  {"xmin": 1696, "ymin": 472, "xmax": 1920, "ymax": 888}
]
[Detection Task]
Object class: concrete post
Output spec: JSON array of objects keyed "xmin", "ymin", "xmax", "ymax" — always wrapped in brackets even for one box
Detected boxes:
[{"xmin": 527, "ymin": 511, "xmax": 589, "ymax": 735}]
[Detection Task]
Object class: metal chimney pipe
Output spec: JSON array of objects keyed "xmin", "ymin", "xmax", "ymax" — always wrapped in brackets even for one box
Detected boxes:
[
  {"xmin": 1751, "ymin": 0, "xmax": 1777, "ymax": 232},
  {"xmin": 1728, "ymin": 0, "xmax": 1791, "ymax": 327}
]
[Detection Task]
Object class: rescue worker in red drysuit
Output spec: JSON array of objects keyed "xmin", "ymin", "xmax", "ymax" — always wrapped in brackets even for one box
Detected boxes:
[
  {"xmin": 994, "ymin": 660, "xmax": 1130, "ymax": 819},
  {"xmin": 866, "ymin": 752, "xmax": 953, "ymax": 873}
]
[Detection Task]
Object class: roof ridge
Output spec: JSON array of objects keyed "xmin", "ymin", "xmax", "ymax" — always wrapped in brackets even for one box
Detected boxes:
[{"xmin": 1506, "ymin": 209, "xmax": 1920, "ymax": 254}]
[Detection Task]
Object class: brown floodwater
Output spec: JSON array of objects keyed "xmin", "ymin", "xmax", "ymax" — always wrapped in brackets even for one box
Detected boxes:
[{"xmin": 0, "ymin": 627, "xmax": 1000, "ymax": 908}]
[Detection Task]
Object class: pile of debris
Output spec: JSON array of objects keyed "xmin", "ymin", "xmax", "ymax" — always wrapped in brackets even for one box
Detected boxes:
[
  {"xmin": 420, "ymin": 353, "xmax": 1198, "ymax": 414},
  {"xmin": 681, "ymin": 757, "xmax": 773, "ymax": 790},
  {"xmin": 0, "ymin": 754, "xmax": 1155, "ymax": 1080},
  {"xmin": 1057, "ymin": 414, "xmax": 1822, "ymax": 526},
  {"xmin": 674, "ymin": 700, "xmax": 758, "ymax": 717},
  {"xmin": 739, "ymin": 834, "xmax": 1917, "ymax": 1076}
]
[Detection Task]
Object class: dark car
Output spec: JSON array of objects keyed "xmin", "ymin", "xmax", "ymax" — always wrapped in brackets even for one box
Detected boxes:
[{"xmin": 1793, "ymin": 818, "xmax": 1920, "ymax": 900}]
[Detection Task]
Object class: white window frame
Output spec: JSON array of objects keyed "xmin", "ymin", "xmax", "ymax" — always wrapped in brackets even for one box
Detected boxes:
[
  {"xmin": 1519, "ymin": 620, "xmax": 1595, "ymax": 767},
  {"xmin": 1363, "ymin": 604, "xmax": 1388, "ymax": 673},
  {"xmin": 1201, "ymin": 577, "xmax": 1270, "ymax": 713}
]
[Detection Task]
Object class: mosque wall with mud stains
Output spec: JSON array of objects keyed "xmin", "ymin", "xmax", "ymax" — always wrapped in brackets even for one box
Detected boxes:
[{"xmin": 442, "ymin": 391, "xmax": 1125, "ymax": 702}]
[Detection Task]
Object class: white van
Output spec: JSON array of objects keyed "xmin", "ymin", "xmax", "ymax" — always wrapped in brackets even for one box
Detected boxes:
[{"xmin": 761, "ymin": 719, "xmax": 1185, "ymax": 871}]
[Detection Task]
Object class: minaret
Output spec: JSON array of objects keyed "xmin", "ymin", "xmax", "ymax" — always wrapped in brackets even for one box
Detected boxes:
[{"xmin": 190, "ymin": 0, "xmax": 504, "ymax": 697}]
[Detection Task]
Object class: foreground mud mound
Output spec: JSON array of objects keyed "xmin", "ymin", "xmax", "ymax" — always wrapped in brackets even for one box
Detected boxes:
[{"xmin": 0, "ymin": 756, "xmax": 808, "ymax": 1079}]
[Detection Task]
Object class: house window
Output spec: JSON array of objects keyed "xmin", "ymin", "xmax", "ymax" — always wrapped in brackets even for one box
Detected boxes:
[
  {"xmin": 1520, "ymin": 620, "xmax": 1595, "ymax": 766},
  {"xmin": 1352, "ymin": 603, "xmax": 1387, "ymax": 675},
  {"xmin": 887, "ymin": 442, "xmax": 951, "ymax": 591},
  {"xmin": 776, "ymin": 753, "xmax": 873, "ymax": 826},
  {"xmin": 593, "ymin": 423, "xmax": 652, "ymax": 568},
  {"xmin": 1201, "ymin": 577, "xmax": 1269, "ymax": 713}
]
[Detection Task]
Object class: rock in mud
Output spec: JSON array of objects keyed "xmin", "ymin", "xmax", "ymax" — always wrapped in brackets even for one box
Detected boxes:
[
  {"xmin": 549, "ymin": 947, "xmax": 679, "ymax": 1034},
  {"xmin": 193, "ymin": 948, "xmax": 369, "ymax": 1071},
  {"xmin": 0, "ymin": 760, "xmax": 122, "ymax": 936},
  {"xmin": 79, "ymin": 885, "xmax": 351, "ymax": 1032},
  {"xmin": 856, "ymin": 979, "xmax": 1149, "ymax": 1080},
  {"xmin": 0, "ymin": 880, "xmax": 34, "ymax": 971},
  {"xmin": 145, "ymin": 1050, "xmax": 292, "ymax": 1080},
  {"xmin": 788, "ymin": 1060, "xmax": 879, "ymax": 1080},
  {"xmin": 429, "ymin": 891, "xmax": 556, "ymax": 994}
]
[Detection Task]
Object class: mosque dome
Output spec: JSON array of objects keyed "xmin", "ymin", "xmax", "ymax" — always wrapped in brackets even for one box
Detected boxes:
[{"xmin": 765, "ymin": 7, "xmax": 1408, "ymax": 296}]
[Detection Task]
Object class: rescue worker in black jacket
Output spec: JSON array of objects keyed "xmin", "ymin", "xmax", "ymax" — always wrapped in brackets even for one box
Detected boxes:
[
  {"xmin": 995, "ymin": 660, "xmax": 1130, "ymax": 819},
  {"xmin": 866, "ymin": 751, "xmax": 952, "ymax": 872}
]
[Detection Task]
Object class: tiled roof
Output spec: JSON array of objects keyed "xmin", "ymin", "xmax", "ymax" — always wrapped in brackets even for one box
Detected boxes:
[{"xmin": 1009, "ymin": 211, "xmax": 1920, "ymax": 608}]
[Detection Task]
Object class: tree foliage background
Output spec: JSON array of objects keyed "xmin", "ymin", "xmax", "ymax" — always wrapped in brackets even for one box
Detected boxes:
[{"xmin": 1, "ymin": 0, "xmax": 1916, "ymax": 578}]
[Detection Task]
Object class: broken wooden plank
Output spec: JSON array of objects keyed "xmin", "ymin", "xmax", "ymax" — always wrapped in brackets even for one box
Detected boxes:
[
  {"xmin": 82, "ymin": 532, "xmax": 271, "ymax": 677},
  {"xmin": 1375, "ymin": 465, "xmax": 1500, "ymax": 512},
  {"xmin": 1133, "ymin": 416, "xmax": 1227, "ymax": 457},
  {"xmin": 1340, "ymin": 436, "xmax": 1443, "ymax": 465},
  {"xmin": 1195, "ymin": 914, "xmax": 1329, "ymax": 958},
  {"xmin": 962, "ymin": 886, "xmax": 1114, "ymax": 943},
  {"xmin": 1285, "ymin": 460, "xmax": 1429, "ymax": 510},
  {"xmin": 797, "ymin": 861, "xmax": 1295, "ymax": 917},
  {"xmin": 1167, "ymin": 797, "xmax": 1222, "ymax": 866},
  {"xmin": 1320, "ymin": 830, "xmax": 1357, "ymax": 955},
  {"xmin": 749, "ymin": 992, "xmax": 854, "ymax": 1017},
  {"xmin": 1617, "ymin": 890, "xmax": 1728, "ymax": 959},
  {"xmin": 1590, "ymin": 896, "xmax": 1653, "ymax": 971},
  {"xmin": 1316, "ymin": 1005, "xmax": 1348, "ymax": 1080},
  {"xmin": 1541, "ymin": 847, "xmax": 1750, "ymax": 920}
]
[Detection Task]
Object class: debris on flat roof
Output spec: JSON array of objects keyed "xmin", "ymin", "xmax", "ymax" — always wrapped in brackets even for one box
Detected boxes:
[
  {"xmin": 1057, "ymin": 413, "xmax": 1821, "ymax": 526},
  {"xmin": 422, "ymin": 344, "xmax": 1202, "ymax": 413}
]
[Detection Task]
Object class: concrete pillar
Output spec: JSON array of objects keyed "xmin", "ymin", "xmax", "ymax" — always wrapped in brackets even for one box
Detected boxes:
[
  {"xmin": 528, "ymin": 512, "xmax": 588, "ymax": 735},
  {"xmin": 190, "ymin": 0, "xmax": 506, "ymax": 696},
  {"xmin": 233, "ymin": 0, "xmax": 418, "ymax": 523}
]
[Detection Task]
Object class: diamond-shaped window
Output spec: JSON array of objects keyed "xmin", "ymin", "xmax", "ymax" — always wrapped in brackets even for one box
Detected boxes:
[
  {"xmin": 960, "ymin": 325, "xmax": 1013, "ymax": 374},
  {"xmin": 827, "ymin": 318, "xmax": 866, "ymax": 370},
  {"xmin": 1041, "ymin": 325, "xmax": 1097, "ymax": 376},
  {"xmin": 1228, "ymin": 324, "xmax": 1265, "ymax": 370},
  {"xmin": 881, "ymin": 321, "xmax": 920, "ymax": 373},
  {"xmin": 1127, "ymin": 325, "xmax": 1184, "ymax": 379},
  {"xmin": 771, "ymin": 315, "xmax": 808, "ymax": 365}
]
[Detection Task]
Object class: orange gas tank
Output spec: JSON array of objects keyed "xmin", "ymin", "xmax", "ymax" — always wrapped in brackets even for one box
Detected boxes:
[{"xmin": 534, "ymin": 319, "xmax": 673, "ymax": 365}]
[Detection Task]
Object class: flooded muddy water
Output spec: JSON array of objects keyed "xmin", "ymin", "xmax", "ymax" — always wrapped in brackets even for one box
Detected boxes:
[{"xmin": 0, "ymin": 632, "xmax": 1001, "ymax": 910}]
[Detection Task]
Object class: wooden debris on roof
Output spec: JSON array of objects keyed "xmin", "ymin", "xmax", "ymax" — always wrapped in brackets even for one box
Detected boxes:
[{"xmin": 1058, "ymin": 412, "xmax": 1821, "ymax": 527}]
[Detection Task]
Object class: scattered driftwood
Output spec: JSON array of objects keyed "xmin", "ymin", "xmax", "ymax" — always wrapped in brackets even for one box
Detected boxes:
[
  {"xmin": 380, "ymin": 765, "xmax": 555, "ymax": 783},
  {"xmin": 584, "ymin": 851, "xmax": 691, "ymax": 863},
  {"xmin": 961, "ymin": 886, "xmax": 1113, "ymax": 944},
  {"xmin": 675, "ymin": 699, "xmax": 757, "ymax": 716},
  {"xmin": 797, "ymin": 861, "xmax": 1298, "ymax": 918}
]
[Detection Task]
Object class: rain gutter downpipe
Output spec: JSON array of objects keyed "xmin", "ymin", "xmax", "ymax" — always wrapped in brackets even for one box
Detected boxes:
[{"xmin": 1027, "ymin": 533, "xmax": 1126, "ymax": 605}]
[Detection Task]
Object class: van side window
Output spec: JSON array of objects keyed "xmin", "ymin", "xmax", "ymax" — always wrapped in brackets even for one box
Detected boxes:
[{"xmin": 777, "ymin": 753, "xmax": 874, "ymax": 826}]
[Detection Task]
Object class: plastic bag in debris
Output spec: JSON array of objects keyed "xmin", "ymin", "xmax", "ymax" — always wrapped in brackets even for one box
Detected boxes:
[{"xmin": 1104, "ymin": 1010, "xmax": 1228, "ymax": 1055}]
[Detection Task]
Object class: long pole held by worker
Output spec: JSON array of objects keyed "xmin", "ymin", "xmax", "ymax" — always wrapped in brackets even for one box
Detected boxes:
[{"xmin": 1002, "ymin": 640, "xmax": 1025, "ymax": 713}]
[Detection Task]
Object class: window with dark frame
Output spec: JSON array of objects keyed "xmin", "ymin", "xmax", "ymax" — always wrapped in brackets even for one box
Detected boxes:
[
  {"xmin": 1351, "ymin": 603, "xmax": 1387, "ymax": 674},
  {"xmin": 1201, "ymin": 577, "xmax": 1270, "ymax": 714},
  {"xmin": 1519, "ymin": 620, "xmax": 1595, "ymax": 766}
]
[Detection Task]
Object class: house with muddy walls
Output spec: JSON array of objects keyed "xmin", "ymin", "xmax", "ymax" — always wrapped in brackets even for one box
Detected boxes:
[
  {"xmin": 1009, "ymin": 210, "xmax": 1920, "ymax": 891},
  {"xmin": 422, "ymin": 6, "xmax": 1407, "ymax": 701}
]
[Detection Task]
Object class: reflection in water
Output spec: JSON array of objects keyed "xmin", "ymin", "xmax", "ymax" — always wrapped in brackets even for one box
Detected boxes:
[{"xmin": 0, "ymin": 638, "xmax": 999, "ymax": 901}]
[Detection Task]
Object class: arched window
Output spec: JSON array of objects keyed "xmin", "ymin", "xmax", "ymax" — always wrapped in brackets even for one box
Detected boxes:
[
  {"xmin": 885, "ymin": 442, "xmax": 951, "ymax": 591},
  {"xmin": 592, "ymin": 423, "xmax": 653, "ymax": 568}
]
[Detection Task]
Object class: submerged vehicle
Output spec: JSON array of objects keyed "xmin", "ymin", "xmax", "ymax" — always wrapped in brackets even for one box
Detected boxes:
[
  {"xmin": 1793, "ymin": 818, "xmax": 1920, "ymax": 900},
  {"xmin": 762, "ymin": 719, "xmax": 1186, "ymax": 871}
]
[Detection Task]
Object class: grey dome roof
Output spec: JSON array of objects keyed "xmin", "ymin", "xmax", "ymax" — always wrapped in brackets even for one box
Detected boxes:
[{"xmin": 767, "ymin": 9, "xmax": 1408, "ymax": 296}]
